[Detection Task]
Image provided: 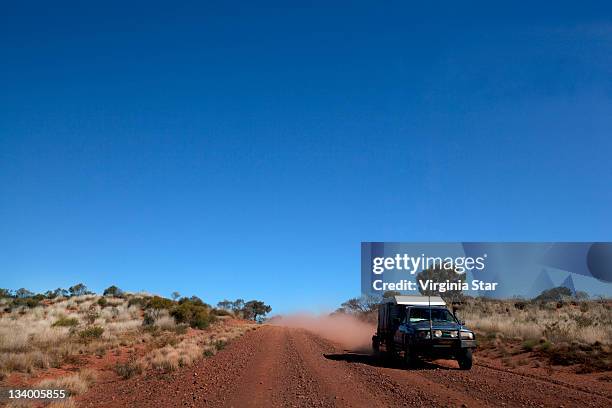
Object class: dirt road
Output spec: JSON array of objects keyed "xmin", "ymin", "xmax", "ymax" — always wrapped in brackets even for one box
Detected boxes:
[{"xmin": 79, "ymin": 326, "xmax": 612, "ymax": 407}]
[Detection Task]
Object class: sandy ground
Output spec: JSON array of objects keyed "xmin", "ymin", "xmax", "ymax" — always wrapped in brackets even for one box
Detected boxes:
[{"xmin": 77, "ymin": 325, "xmax": 612, "ymax": 407}]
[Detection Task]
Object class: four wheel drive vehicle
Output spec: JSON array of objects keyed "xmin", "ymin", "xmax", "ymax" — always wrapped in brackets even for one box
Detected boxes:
[{"xmin": 372, "ymin": 295, "xmax": 476, "ymax": 370}]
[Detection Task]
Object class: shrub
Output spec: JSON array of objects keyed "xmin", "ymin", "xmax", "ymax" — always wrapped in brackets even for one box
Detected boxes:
[
  {"xmin": 97, "ymin": 297, "xmax": 108, "ymax": 308},
  {"xmin": 171, "ymin": 302, "xmax": 216, "ymax": 329},
  {"xmin": 212, "ymin": 308, "xmax": 232, "ymax": 317},
  {"xmin": 85, "ymin": 306, "xmax": 99, "ymax": 325},
  {"xmin": 78, "ymin": 326, "xmax": 104, "ymax": 341},
  {"xmin": 543, "ymin": 322, "xmax": 571, "ymax": 343},
  {"xmin": 147, "ymin": 296, "xmax": 174, "ymax": 311},
  {"xmin": 114, "ymin": 358, "xmax": 143, "ymax": 379},
  {"xmin": 534, "ymin": 287, "xmax": 572, "ymax": 302},
  {"xmin": 214, "ymin": 339, "xmax": 227, "ymax": 350},
  {"xmin": 127, "ymin": 297, "xmax": 147, "ymax": 308},
  {"xmin": 143, "ymin": 310, "xmax": 156, "ymax": 326},
  {"xmin": 539, "ymin": 340, "xmax": 552, "ymax": 351},
  {"xmin": 52, "ymin": 317, "xmax": 79, "ymax": 327},
  {"xmin": 522, "ymin": 339, "xmax": 538, "ymax": 352},
  {"xmin": 11, "ymin": 297, "xmax": 41, "ymax": 308}
]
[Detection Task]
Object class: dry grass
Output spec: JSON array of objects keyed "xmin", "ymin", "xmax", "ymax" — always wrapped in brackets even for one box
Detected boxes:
[
  {"xmin": 35, "ymin": 369, "xmax": 97, "ymax": 395},
  {"xmin": 460, "ymin": 297, "xmax": 612, "ymax": 372},
  {"xmin": 0, "ymin": 296, "xmax": 142, "ymax": 374},
  {"xmin": 0, "ymin": 292, "xmax": 257, "ymax": 392},
  {"xmin": 461, "ymin": 298, "xmax": 612, "ymax": 345},
  {"xmin": 47, "ymin": 399, "xmax": 77, "ymax": 408},
  {"xmin": 5, "ymin": 400, "xmax": 33, "ymax": 408},
  {"xmin": 147, "ymin": 323, "xmax": 255, "ymax": 372}
]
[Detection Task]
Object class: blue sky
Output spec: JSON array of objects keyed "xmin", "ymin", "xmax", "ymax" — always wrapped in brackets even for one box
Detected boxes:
[{"xmin": 1, "ymin": 1, "xmax": 611, "ymax": 313}]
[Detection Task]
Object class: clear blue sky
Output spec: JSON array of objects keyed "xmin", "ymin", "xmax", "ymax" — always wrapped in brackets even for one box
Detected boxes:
[{"xmin": 1, "ymin": 1, "xmax": 611, "ymax": 313}]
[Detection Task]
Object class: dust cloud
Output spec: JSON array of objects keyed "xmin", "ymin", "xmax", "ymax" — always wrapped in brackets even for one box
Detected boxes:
[{"xmin": 270, "ymin": 313, "xmax": 375, "ymax": 350}]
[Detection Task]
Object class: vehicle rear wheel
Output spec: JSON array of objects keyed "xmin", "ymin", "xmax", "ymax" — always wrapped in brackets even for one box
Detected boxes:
[
  {"xmin": 457, "ymin": 348, "xmax": 473, "ymax": 370},
  {"xmin": 372, "ymin": 336, "xmax": 380, "ymax": 355}
]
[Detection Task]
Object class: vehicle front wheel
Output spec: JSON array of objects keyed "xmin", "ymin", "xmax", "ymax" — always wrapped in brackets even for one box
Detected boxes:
[
  {"xmin": 403, "ymin": 347, "xmax": 418, "ymax": 368},
  {"xmin": 457, "ymin": 348, "xmax": 473, "ymax": 370}
]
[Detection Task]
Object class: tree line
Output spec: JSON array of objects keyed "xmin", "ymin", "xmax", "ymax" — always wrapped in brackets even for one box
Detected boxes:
[{"xmin": 0, "ymin": 284, "xmax": 272, "ymax": 322}]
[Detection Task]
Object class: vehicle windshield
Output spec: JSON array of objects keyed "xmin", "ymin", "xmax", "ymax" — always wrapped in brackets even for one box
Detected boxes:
[{"xmin": 409, "ymin": 308, "xmax": 456, "ymax": 323}]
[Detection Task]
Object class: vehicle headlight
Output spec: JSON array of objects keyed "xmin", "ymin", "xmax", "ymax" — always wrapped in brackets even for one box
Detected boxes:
[
  {"xmin": 460, "ymin": 331, "xmax": 474, "ymax": 340},
  {"xmin": 449, "ymin": 331, "xmax": 458, "ymax": 338},
  {"xmin": 433, "ymin": 330, "xmax": 442, "ymax": 338}
]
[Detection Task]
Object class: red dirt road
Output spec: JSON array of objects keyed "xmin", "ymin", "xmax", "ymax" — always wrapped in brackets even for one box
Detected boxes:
[{"xmin": 79, "ymin": 326, "xmax": 612, "ymax": 407}]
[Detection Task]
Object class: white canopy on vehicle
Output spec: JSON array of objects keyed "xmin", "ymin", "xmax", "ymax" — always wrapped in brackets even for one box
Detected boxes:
[{"xmin": 391, "ymin": 295, "xmax": 446, "ymax": 306}]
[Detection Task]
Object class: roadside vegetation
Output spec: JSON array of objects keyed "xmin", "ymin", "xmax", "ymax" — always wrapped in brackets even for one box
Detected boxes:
[
  {"xmin": 460, "ymin": 291, "xmax": 611, "ymax": 373},
  {"xmin": 335, "ymin": 287, "xmax": 611, "ymax": 374},
  {"xmin": 0, "ymin": 284, "xmax": 269, "ymax": 406}
]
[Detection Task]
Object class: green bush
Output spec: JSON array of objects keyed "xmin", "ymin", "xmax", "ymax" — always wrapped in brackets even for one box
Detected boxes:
[
  {"xmin": 79, "ymin": 326, "xmax": 104, "ymax": 341},
  {"xmin": 171, "ymin": 302, "xmax": 216, "ymax": 329},
  {"xmin": 539, "ymin": 340, "xmax": 552, "ymax": 351},
  {"xmin": 147, "ymin": 296, "xmax": 174, "ymax": 311},
  {"xmin": 97, "ymin": 297, "xmax": 108, "ymax": 308},
  {"xmin": 11, "ymin": 297, "xmax": 41, "ymax": 308},
  {"xmin": 52, "ymin": 316, "xmax": 79, "ymax": 327},
  {"xmin": 522, "ymin": 339, "xmax": 538, "ymax": 352},
  {"xmin": 127, "ymin": 296, "xmax": 148, "ymax": 308},
  {"xmin": 214, "ymin": 339, "xmax": 227, "ymax": 350},
  {"xmin": 212, "ymin": 308, "xmax": 232, "ymax": 317}
]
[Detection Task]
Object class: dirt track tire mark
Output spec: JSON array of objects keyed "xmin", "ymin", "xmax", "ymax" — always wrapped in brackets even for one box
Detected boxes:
[{"xmin": 473, "ymin": 361, "xmax": 612, "ymax": 400}]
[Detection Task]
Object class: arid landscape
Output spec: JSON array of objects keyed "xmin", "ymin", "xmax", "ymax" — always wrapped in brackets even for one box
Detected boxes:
[
  {"xmin": 0, "ymin": 286, "xmax": 611, "ymax": 407},
  {"xmin": 0, "ymin": 287, "xmax": 261, "ymax": 407}
]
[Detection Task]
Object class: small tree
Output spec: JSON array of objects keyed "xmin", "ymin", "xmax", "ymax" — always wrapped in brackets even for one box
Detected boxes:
[
  {"xmin": 382, "ymin": 290, "xmax": 400, "ymax": 299},
  {"xmin": 44, "ymin": 290, "xmax": 57, "ymax": 299},
  {"xmin": 15, "ymin": 288, "xmax": 34, "ymax": 298},
  {"xmin": 242, "ymin": 300, "xmax": 271, "ymax": 322},
  {"xmin": 231, "ymin": 299, "xmax": 245, "ymax": 315},
  {"xmin": 69, "ymin": 283, "xmax": 88, "ymax": 297},
  {"xmin": 171, "ymin": 291, "xmax": 181, "ymax": 301},
  {"xmin": 145, "ymin": 296, "xmax": 174, "ymax": 322},
  {"xmin": 416, "ymin": 266, "xmax": 466, "ymax": 304},
  {"xmin": 339, "ymin": 295, "xmax": 380, "ymax": 314},
  {"xmin": 53, "ymin": 288, "xmax": 69, "ymax": 298},
  {"xmin": 575, "ymin": 291, "xmax": 589, "ymax": 300},
  {"xmin": 103, "ymin": 285, "xmax": 124, "ymax": 297},
  {"xmin": 0, "ymin": 288, "xmax": 12, "ymax": 298},
  {"xmin": 534, "ymin": 287, "xmax": 572, "ymax": 302},
  {"xmin": 217, "ymin": 299, "xmax": 233, "ymax": 310}
]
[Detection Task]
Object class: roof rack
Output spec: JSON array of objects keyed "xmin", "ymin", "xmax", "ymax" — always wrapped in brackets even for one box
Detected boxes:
[{"xmin": 391, "ymin": 295, "xmax": 446, "ymax": 306}]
